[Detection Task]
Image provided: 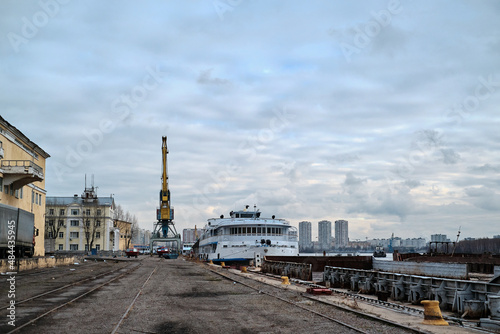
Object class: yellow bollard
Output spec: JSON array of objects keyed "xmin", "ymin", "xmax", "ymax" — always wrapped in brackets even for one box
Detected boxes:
[
  {"xmin": 220, "ymin": 262, "xmax": 225, "ymax": 267},
  {"xmin": 240, "ymin": 266, "xmax": 247, "ymax": 273},
  {"xmin": 421, "ymin": 300, "xmax": 449, "ymax": 326},
  {"xmin": 209, "ymin": 260, "xmax": 213, "ymax": 265},
  {"xmin": 281, "ymin": 276, "xmax": 290, "ymax": 285}
]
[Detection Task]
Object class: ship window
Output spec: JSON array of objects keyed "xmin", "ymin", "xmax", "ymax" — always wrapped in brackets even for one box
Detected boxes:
[
  {"xmin": 252, "ymin": 227, "xmax": 256, "ymax": 234},
  {"xmin": 257, "ymin": 227, "xmax": 261, "ymax": 234},
  {"xmin": 223, "ymin": 245, "xmax": 227, "ymax": 248},
  {"xmin": 267, "ymin": 228, "xmax": 271, "ymax": 234},
  {"xmin": 238, "ymin": 227, "xmax": 241, "ymax": 235}
]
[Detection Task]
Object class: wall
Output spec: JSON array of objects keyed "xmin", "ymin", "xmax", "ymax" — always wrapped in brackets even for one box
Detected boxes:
[
  {"xmin": 0, "ymin": 255, "xmax": 83, "ymax": 272},
  {"xmin": 0, "ymin": 119, "xmax": 49, "ymax": 256}
]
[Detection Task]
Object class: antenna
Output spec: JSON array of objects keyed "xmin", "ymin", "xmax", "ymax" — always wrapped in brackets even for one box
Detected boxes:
[{"xmin": 451, "ymin": 226, "xmax": 461, "ymax": 257}]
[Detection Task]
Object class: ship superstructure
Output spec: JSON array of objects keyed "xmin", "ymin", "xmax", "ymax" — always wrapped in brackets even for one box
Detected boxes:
[{"xmin": 195, "ymin": 205, "xmax": 298, "ymax": 266}]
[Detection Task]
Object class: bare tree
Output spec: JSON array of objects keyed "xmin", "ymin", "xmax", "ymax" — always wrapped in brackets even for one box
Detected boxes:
[
  {"xmin": 45, "ymin": 199, "xmax": 66, "ymax": 253},
  {"xmin": 114, "ymin": 204, "xmax": 125, "ymax": 221},
  {"xmin": 113, "ymin": 208, "xmax": 139, "ymax": 250},
  {"xmin": 82, "ymin": 200, "xmax": 101, "ymax": 253}
]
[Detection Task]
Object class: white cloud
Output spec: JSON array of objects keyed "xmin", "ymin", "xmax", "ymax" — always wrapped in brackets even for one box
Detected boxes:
[{"xmin": 1, "ymin": 0, "xmax": 499, "ymax": 240}]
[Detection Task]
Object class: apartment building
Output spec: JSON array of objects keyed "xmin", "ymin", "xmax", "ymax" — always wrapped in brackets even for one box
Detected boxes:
[
  {"xmin": 298, "ymin": 221, "xmax": 312, "ymax": 251},
  {"xmin": 0, "ymin": 116, "xmax": 50, "ymax": 256},
  {"xmin": 45, "ymin": 186, "xmax": 118, "ymax": 252},
  {"xmin": 335, "ymin": 220, "xmax": 349, "ymax": 248}
]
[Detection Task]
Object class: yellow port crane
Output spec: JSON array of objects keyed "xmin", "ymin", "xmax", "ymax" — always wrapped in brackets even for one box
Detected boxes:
[
  {"xmin": 159, "ymin": 136, "xmax": 172, "ymax": 223},
  {"xmin": 150, "ymin": 136, "xmax": 181, "ymax": 257}
]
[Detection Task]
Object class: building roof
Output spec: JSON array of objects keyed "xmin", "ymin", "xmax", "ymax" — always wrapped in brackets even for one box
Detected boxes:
[
  {"xmin": 46, "ymin": 196, "xmax": 114, "ymax": 207},
  {"xmin": 0, "ymin": 115, "xmax": 50, "ymax": 158}
]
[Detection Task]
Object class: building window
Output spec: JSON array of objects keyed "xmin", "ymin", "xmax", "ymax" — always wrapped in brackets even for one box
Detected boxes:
[
  {"xmin": 97, "ymin": 209, "xmax": 101, "ymax": 216},
  {"xmin": 86, "ymin": 209, "xmax": 91, "ymax": 215},
  {"xmin": 85, "ymin": 244, "xmax": 89, "ymax": 251},
  {"xmin": 58, "ymin": 220, "xmax": 64, "ymax": 227},
  {"xmin": 20, "ymin": 187, "xmax": 23, "ymax": 199},
  {"xmin": 95, "ymin": 244, "xmax": 100, "ymax": 251},
  {"xmin": 48, "ymin": 232, "xmax": 53, "ymax": 238},
  {"xmin": 70, "ymin": 244, "xmax": 78, "ymax": 251},
  {"xmin": 49, "ymin": 209, "xmax": 54, "ymax": 215},
  {"xmin": 59, "ymin": 232, "xmax": 64, "ymax": 238},
  {"xmin": 70, "ymin": 220, "xmax": 79, "ymax": 227},
  {"xmin": 60, "ymin": 209, "xmax": 65, "ymax": 215},
  {"xmin": 96, "ymin": 220, "xmax": 101, "ymax": 227},
  {"xmin": 70, "ymin": 232, "xmax": 79, "ymax": 238},
  {"xmin": 48, "ymin": 220, "xmax": 54, "ymax": 226},
  {"xmin": 58, "ymin": 244, "xmax": 63, "ymax": 250},
  {"xmin": 96, "ymin": 232, "xmax": 100, "ymax": 239},
  {"xmin": 71, "ymin": 209, "xmax": 79, "ymax": 215}
]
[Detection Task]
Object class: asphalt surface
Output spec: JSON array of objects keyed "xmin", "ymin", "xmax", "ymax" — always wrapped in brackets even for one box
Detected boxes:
[{"xmin": 1, "ymin": 256, "xmax": 480, "ymax": 334}]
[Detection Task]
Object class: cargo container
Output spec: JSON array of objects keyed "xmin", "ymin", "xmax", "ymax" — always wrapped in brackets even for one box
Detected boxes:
[{"xmin": 0, "ymin": 203, "xmax": 36, "ymax": 258}]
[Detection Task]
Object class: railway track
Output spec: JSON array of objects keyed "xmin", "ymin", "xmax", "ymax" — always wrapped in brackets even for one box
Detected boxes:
[
  {"xmin": 1, "ymin": 262, "xmax": 141, "ymax": 334},
  {"xmin": 207, "ymin": 265, "xmax": 431, "ymax": 334}
]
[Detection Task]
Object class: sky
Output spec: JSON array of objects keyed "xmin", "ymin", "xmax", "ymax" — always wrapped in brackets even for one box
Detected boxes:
[{"xmin": 1, "ymin": 0, "xmax": 499, "ymax": 242}]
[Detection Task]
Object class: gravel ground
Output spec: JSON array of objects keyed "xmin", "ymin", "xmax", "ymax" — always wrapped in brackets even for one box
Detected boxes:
[{"xmin": 1, "ymin": 256, "xmax": 482, "ymax": 334}]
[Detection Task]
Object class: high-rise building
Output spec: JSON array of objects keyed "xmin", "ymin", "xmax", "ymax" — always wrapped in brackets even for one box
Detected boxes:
[
  {"xmin": 318, "ymin": 220, "xmax": 332, "ymax": 251},
  {"xmin": 431, "ymin": 234, "xmax": 449, "ymax": 242},
  {"xmin": 335, "ymin": 220, "xmax": 348, "ymax": 248},
  {"xmin": 183, "ymin": 228, "xmax": 201, "ymax": 243},
  {"xmin": 298, "ymin": 221, "xmax": 312, "ymax": 251}
]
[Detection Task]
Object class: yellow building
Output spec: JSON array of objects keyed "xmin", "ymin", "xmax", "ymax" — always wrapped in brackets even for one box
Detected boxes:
[
  {"xmin": 0, "ymin": 116, "xmax": 50, "ymax": 257},
  {"xmin": 114, "ymin": 219, "xmax": 132, "ymax": 251},
  {"xmin": 45, "ymin": 186, "xmax": 118, "ymax": 253}
]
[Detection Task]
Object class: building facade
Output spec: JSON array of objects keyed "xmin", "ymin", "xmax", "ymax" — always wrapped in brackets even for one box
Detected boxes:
[
  {"xmin": 182, "ymin": 228, "xmax": 199, "ymax": 243},
  {"xmin": 114, "ymin": 219, "xmax": 132, "ymax": 251},
  {"xmin": 335, "ymin": 220, "xmax": 349, "ymax": 248},
  {"xmin": 431, "ymin": 234, "xmax": 449, "ymax": 242},
  {"xmin": 298, "ymin": 221, "xmax": 312, "ymax": 251},
  {"xmin": 318, "ymin": 220, "xmax": 332, "ymax": 251},
  {"xmin": 45, "ymin": 186, "xmax": 117, "ymax": 252},
  {"xmin": 0, "ymin": 116, "xmax": 50, "ymax": 256}
]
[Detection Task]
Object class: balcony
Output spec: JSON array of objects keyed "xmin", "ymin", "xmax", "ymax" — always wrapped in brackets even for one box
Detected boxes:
[{"xmin": 1, "ymin": 160, "xmax": 44, "ymax": 189}]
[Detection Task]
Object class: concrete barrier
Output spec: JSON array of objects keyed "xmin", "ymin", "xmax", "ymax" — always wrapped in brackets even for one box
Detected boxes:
[{"xmin": 0, "ymin": 255, "xmax": 83, "ymax": 272}]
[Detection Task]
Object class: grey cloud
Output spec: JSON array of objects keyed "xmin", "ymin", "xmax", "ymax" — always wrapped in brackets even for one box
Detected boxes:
[{"xmin": 441, "ymin": 148, "xmax": 461, "ymax": 165}]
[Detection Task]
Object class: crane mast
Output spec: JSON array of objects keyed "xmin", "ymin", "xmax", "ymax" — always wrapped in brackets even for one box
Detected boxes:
[{"xmin": 160, "ymin": 136, "xmax": 171, "ymax": 221}]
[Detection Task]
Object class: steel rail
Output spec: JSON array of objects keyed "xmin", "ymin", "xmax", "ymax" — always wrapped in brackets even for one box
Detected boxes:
[
  {"xmin": 5, "ymin": 263, "xmax": 141, "ymax": 334},
  {"xmin": 111, "ymin": 265, "xmax": 158, "ymax": 334},
  {"xmin": 207, "ymin": 266, "xmax": 370, "ymax": 334},
  {"xmin": 1, "ymin": 262, "xmax": 136, "ymax": 310}
]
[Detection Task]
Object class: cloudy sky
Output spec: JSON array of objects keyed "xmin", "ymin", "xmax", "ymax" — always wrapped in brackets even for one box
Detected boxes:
[{"xmin": 1, "ymin": 0, "xmax": 499, "ymax": 241}]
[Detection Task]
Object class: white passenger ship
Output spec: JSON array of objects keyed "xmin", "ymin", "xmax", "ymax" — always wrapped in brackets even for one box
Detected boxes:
[{"xmin": 195, "ymin": 206, "xmax": 298, "ymax": 266}]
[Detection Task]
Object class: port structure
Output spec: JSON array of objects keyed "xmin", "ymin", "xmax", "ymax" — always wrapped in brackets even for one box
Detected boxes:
[{"xmin": 150, "ymin": 136, "xmax": 181, "ymax": 255}]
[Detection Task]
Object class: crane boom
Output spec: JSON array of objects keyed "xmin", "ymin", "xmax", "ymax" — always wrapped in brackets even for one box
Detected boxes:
[{"xmin": 160, "ymin": 136, "xmax": 171, "ymax": 220}]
